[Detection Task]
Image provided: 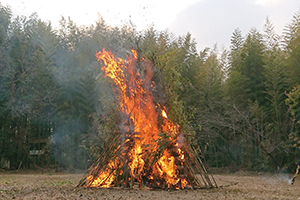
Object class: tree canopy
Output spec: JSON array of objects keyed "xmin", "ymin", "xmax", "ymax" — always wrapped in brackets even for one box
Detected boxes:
[{"xmin": 1, "ymin": 3, "xmax": 300, "ymax": 172}]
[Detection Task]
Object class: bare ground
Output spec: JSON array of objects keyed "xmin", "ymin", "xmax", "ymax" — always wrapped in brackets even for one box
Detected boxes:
[{"xmin": 1, "ymin": 171, "xmax": 300, "ymax": 199}]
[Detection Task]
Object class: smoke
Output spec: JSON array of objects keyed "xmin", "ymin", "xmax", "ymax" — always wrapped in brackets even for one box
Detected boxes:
[
  {"xmin": 50, "ymin": 119, "xmax": 88, "ymax": 170},
  {"xmin": 275, "ymin": 173, "xmax": 293, "ymax": 185},
  {"xmin": 1, "ymin": 6, "xmax": 137, "ymax": 170},
  {"xmin": 178, "ymin": 133, "xmax": 184, "ymax": 148}
]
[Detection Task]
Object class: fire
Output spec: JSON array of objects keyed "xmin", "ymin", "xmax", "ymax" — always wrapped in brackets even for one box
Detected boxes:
[
  {"xmin": 157, "ymin": 150, "xmax": 178, "ymax": 185},
  {"xmin": 89, "ymin": 48, "xmax": 188, "ymax": 189},
  {"xmin": 161, "ymin": 110, "xmax": 168, "ymax": 118},
  {"xmin": 87, "ymin": 159, "xmax": 121, "ymax": 188},
  {"xmin": 129, "ymin": 144, "xmax": 144, "ymax": 177}
]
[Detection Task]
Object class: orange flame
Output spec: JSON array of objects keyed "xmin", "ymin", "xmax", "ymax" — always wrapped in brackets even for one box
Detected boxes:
[
  {"xmin": 87, "ymin": 159, "xmax": 121, "ymax": 188},
  {"xmin": 90, "ymin": 49, "xmax": 188, "ymax": 189}
]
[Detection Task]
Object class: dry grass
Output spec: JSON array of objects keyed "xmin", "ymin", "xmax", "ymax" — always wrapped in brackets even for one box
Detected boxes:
[{"xmin": 1, "ymin": 170, "xmax": 300, "ymax": 199}]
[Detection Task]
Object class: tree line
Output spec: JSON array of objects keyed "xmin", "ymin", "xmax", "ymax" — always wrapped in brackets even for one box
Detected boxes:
[{"xmin": 1, "ymin": 3, "xmax": 300, "ymax": 172}]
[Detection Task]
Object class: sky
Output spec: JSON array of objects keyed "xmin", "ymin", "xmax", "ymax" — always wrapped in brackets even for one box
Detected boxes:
[{"xmin": 1, "ymin": 0, "xmax": 300, "ymax": 51}]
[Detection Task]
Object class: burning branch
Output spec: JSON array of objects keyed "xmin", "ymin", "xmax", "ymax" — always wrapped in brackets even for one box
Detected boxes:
[{"xmin": 77, "ymin": 48, "xmax": 217, "ymax": 189}]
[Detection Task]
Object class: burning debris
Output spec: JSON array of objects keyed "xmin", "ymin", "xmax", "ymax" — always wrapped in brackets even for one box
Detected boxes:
[{"xmin": 77, "ymin": 49, "xmax": 217, "ymax": 189}]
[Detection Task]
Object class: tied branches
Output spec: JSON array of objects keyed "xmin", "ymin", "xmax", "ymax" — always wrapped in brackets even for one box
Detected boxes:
[
  {"xmin": 77, "ymin": 48, "xmax": 217, "ymax": 190},
  {"xmin": 77, "ymin": 125, "xmax": 217, "ymax": 189}
]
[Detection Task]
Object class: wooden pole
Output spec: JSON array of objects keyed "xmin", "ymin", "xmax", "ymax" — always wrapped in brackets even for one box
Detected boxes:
[{"xmin": 292, "ymin": 166, "xmax": 299, "ymax": 185}]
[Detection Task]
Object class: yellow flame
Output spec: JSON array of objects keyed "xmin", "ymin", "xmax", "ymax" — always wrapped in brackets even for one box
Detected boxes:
[
  {"xmin": 93, "ymin": 49, "xmax": 189, "ymax": 189},
  {"xmin": 131, "ymin": 49, "xmax": 138, "ymax": 59},
  {"xmin": 161, "ymin": 110, "xmax": 168, "ymax": 118},
  {"xmin": 129, "ymin": 144, "xmax": 145, "ymax": 177},
  {"xmin": 87, "ymin": 159, "xmax": 120, "ymax": 188},
  {"xmin": 178, "ymin": 148, "xmax": 185, "ymax": 160}
]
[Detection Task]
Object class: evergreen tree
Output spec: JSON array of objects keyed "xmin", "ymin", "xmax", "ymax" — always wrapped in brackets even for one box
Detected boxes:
[
  {"xmin": 283, "ymin": 9, "xmax": 300, "ymax": 87},
  {"xmin": 225, "ymin": 28, "xmax": 248, "ymax": 105},
  {"xmin": 241, "ymin": 28, "xmax": 266, "ymax": 105},
  {"xmin": 263, "ymin": 17, "xmax": 287, "ymax": 123}
]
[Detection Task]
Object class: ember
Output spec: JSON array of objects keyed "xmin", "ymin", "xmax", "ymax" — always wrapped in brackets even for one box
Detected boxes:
[{"xmin": 77, "ymin": 49, "xmax": 217, "ymax": 189}]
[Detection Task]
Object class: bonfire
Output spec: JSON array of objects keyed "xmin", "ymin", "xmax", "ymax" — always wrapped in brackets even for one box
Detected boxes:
[{"xmin": 77, "ymin": 49, "xmax": 217, "ymax": 189}]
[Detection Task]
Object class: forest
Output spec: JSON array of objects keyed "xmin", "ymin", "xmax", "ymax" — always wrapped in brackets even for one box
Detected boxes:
[{"xmin": 1, "ymin": 3, "xmax": 300, "ymax": 173}]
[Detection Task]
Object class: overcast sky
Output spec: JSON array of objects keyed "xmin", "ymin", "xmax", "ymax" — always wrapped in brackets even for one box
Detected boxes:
[{"xmin": 1, "ymin": 0, "xmax": 300, "ymax": 51}]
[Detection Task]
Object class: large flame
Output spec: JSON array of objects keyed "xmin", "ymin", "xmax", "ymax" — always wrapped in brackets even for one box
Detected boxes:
[
  {"xmin": 87, "ymin": 159, "xmax": 121, "ymax": 188},
  {"xmin": 88, "ymin": 48, "xmax": 188, "ymax": 189}
]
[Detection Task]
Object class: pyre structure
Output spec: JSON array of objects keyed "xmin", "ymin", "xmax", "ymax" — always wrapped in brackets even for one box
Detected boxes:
[{"xmin": 77, "ymin": 49, "xmax": 217, "ymax": 189}]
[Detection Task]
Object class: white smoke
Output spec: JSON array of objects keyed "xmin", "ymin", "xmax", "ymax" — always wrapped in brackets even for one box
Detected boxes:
[{"xmin": 276, "ymin": 173, "xmax": 293, "ymax": 185}]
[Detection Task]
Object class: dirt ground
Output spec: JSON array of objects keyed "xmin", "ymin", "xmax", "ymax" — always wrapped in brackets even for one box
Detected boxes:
[{"xmin": 1, "ymin": 170, "xmax": 300, "ymax": 200}]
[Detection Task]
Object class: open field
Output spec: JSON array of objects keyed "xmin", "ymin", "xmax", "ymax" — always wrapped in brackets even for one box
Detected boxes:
[{"xmin": 1, "ymin": 171, "xmax": 300, "ymax": 199}]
